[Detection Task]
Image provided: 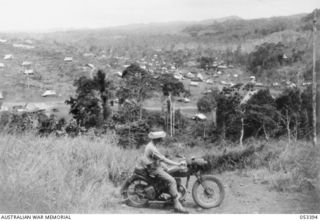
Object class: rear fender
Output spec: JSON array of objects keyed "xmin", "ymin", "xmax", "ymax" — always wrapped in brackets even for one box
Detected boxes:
[{"xmin": 120, "ymin": 174, "xmax": 150, "ymax": 196}]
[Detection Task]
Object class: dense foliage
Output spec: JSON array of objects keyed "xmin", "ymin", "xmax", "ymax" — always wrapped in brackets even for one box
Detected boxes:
[
  {"xmin": 215, "ymin": 85, "xmax": 313, "ymax": 142},
  {"xmin": 65, "ymin": 70, "xmax": 114, "ymax": 129},
  {"xmin": 247, "ymin": 42, "xmax": 286, "ymax": 74}
]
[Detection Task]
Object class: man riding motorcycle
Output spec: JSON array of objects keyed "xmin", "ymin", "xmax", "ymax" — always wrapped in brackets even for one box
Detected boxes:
[{"xmin": 137, "ymin": 130, "xmax": 188, "ymax": 213}]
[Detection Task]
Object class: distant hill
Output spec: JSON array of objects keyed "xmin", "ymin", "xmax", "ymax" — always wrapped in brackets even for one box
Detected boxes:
[
  {"xmin": 182, "ymin": 14, "xmax": 307, "ymax": 40},
  {"xmin": 29, "ymin": 13, "xmax": 312, "ymax": 54},
  {"xmin": 14, "ymin": 15, "xmax": 243, "ymax": 47}
]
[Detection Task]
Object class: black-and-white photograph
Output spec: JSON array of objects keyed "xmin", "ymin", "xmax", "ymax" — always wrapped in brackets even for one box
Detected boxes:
[{"xmin": 0, "ymin": 0, "xmax": 319, "ymax": 216}]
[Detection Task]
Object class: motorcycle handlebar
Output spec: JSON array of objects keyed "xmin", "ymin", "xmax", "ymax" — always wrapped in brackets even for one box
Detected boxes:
[{"xmin": 175, "ymin": 155, "xmax": 207, "ymax": 167}]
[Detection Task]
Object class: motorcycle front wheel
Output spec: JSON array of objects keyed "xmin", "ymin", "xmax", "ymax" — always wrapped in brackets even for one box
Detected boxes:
[
  {"xmin": 192, "ymin": 175, "xmax": 225, "ymax": 209},
  {"xmin": 122, "ymin": 178, "xmax": 149, "ymax": 208}
]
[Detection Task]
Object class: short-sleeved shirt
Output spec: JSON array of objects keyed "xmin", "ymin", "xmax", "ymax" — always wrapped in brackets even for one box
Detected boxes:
[{"xmin": 138, "ymin": 142, "xmax": 165, "ymax": 170}]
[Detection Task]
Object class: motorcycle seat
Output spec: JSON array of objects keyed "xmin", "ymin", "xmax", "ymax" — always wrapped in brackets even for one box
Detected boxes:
[{"xmin": 134, "ymin": 167, "xmax": 149, "ymax": 177}]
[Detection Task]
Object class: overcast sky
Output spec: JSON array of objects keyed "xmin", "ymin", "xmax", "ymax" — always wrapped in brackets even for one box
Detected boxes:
[{"xmin": 0, "ymin": 0, "xmax": 318, "ymax": 32}]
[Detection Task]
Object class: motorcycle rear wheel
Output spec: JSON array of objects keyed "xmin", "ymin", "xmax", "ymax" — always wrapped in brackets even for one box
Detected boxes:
[
  {"xmin": 192, "ymin": 175, "xmax": 225, "ymax": 209},
  {"xmin": 123, "ymin": 178, "xmax": 149, "ymax": 208}
]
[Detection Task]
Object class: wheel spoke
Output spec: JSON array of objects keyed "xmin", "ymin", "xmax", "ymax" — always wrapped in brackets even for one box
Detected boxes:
[{"xmin": 197, "ymin": 180, "xmax": 220, "ymax": 204}]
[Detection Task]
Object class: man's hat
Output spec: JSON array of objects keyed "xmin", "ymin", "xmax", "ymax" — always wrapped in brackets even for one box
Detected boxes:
[{"xmin": 148, "ymin": 131, "xmax": 166, "ymax": 139}]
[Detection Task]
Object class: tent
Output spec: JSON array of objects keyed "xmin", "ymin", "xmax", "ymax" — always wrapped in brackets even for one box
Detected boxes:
[
  {"xmin": 22, "ymin": 61, "xmax": 32, "ymax": 66},
  {"xmin": 186, "ymin": 72, "xmax": 195, "ymax": 79},
  {"xmin": 196, "ymin": 73, "xmax": 204, "ymax": 81},
  {"xmin": 4, "ymin": 54, "xmax": 13, "ymax": 60},
  {"xmin": 42, "ymin": 90, "xmax": 57, "ymax": 97},
  {"xmin": 64, "ymin": 57, "xmax": 73, "ymax": 62},
  {"xmin": 24, "ymin": 69, "xmax": 34, "ymax": 75},
  {"xmin": 302, "ymin": 82, "xmax": 311, "ymax": 86},
  {"xmin": 250, "ymin": 76, "xmax": 256, "ymax": 83},
  {"xmin": 177, "ymin": 97, "xmax": 190, "ymax": 103},
  {"xmin": 220, "ymin": 80, "xmax": 228, "ymax": 85},
  {"xmin": 206, "ymin": 79, "xmax": 213, "ymax": 84},
  {"xmin": 272, "ymin": 82, "xmax": 280, "ymax": 87},
  {"xmin": 86, "ymin": 63, "xmax": 95, "ymax": 69},
  {"xmin": 203, "ymin": 89, "xmax": 213, "ymax": 94},
  {"xmin": 193, "ymin": 113, "xmax": 207, "ymax": 121},
  {"xmin": 116, "ymin": 71, "xmax": 122, "ymax": 77},
  {"xmin": 174, "ymin": 73, "xmax": 184, "ymax": 80},
  {"xmin": 190, "ymin": 81, "xmax": 199, "ymax": 87},
  {"xmin": 255, "ymin": 82, "xmax": 264, "ymax": 87},
  {"xmin": 183, "ymin": 98, "xmax": 190, "ymax": 103},
  {"xmin": 218, "ymin": 65, "xmax": 228, "ymax": 69},
  {"xmin": 83, "ymin": 53, "xmax": 95, "ymax": 57}
]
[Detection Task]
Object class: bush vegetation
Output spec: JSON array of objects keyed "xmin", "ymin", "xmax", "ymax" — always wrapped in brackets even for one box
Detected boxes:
[{"xmin": 0, "ymin": 133, "xmax": 318, "ymax": 213}]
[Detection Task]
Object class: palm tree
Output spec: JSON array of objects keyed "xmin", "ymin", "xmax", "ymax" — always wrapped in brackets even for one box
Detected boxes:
[{"xmin": 93, "ymin": 70, "xmax": 114, "ymax": 121}]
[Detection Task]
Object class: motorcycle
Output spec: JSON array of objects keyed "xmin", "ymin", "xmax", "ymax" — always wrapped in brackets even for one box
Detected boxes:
[{"xmin": 120, "ymin": 155, "xmax": 225, "ymax": 209}]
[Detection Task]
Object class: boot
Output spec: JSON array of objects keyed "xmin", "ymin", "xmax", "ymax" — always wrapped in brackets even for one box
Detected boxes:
[{"xmin": 173, "ymin": 200, "xmax": 189, "ymax": 214}]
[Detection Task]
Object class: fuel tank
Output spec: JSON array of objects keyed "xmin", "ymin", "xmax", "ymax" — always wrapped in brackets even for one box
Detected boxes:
[{"xmin": 167, "ymin": 166, "xmax": 188, "ymax": 177}]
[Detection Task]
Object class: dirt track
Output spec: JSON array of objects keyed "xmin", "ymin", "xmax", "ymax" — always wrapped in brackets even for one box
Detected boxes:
[{"xmin": 107, "ymin": 171, "xmax": 320, "ymax": 214}]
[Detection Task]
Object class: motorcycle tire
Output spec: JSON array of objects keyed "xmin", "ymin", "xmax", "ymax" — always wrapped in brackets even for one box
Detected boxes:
[
  {"xmin": 192, "ymin": 175, "xmax": 225, "ymax": 209},
  {"xmin": 121, "ymin": 177, "xmax": 149, "ymax": 208}
]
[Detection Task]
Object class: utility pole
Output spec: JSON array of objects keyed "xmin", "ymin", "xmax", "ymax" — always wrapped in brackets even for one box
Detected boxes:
[{"xmin": 312, "ymin": 10, "xmax": 317, "ymax": 147}]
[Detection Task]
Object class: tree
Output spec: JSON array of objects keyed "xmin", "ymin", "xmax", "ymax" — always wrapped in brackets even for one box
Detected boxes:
[
  {"xmin": 216, "ymin": 85, "xmax": 280, "ymax": 143},
  {"xmin": 244, "ymin": 89, "xmax": 280, "ymax": 141},
  {"xmin": 117, "ymin": 63, "xmax": 157, "ymax": 119},
  {"xmin": 247, "ymin": 42, "xmax": 286, "ymax": 75},
  {"xmin": 276, "ymin": 87, "xmax": 302, "ymax": 142},
  {"xmin": 93, "ymin": 70, "xmax": 114, "ymax": 121},
  {"xmin": 65, "ymin": 70, "xmax": 114, "ymax": 129},
  {"xmin": 197, "ymin": 89, "xmax": 219, "ymax": 122},
  {"xmin": 216, "ymin": 88, "xmax": 242, "ymax": 142},
  {"xmin": 158, "ymin": 74, "xmax": 185, "ymax": 97},
  {"xmin": 158, "ymin": 73, "xmax": 186, "ymax": 136}
]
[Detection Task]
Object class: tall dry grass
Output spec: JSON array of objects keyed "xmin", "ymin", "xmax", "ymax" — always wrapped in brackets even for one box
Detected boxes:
[
  {"xmin": 0, "ymin": 132, "xmax": 141, "ymax": 213},
  {"xmin": 0, "ymin": 132, "xmax": 318, "ymax": 213},
  {"xmin": 264, "ymin": 140, "xmax": 320, "ymax": 192},
  {"xmin": 233, "ymin": 139, "xmax": 320, "ymax": 193}
]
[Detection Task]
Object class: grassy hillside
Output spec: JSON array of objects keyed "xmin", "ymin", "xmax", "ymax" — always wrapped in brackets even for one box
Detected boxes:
[{"xmin": 0, "ymin": 133, "xmax": 318, "ymax": 213}]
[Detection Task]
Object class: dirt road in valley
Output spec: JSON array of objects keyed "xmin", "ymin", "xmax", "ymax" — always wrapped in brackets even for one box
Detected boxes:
[{"xmin": 106, "ymin": 171, "xmax": 320, "ymax": 214}]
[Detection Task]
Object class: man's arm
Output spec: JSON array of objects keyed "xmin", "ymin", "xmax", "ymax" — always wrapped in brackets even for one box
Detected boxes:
[
  {"xmin": 152, "ymin": 150, "xmax": 182, "ymax": 166},
  {"xmin": 162, "ymin": 157, "xmax": 181, "ymax": 166}
]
